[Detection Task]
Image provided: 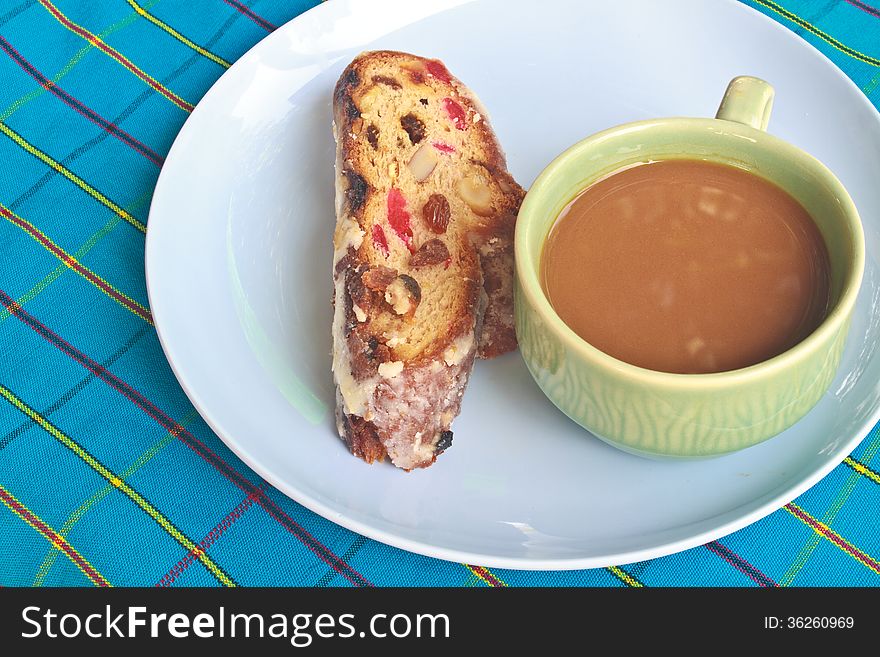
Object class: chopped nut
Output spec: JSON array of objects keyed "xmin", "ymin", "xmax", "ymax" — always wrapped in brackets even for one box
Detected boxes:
[
  {"xmin": 377, "ymin": 360, "xmax": 404, "ymax": 379},
  {"xmin": 410, "ymin": 239, "xmax": 450, "ymax": 268},
  {"xmin": 400, "ymin": 61, "xmax": 423, "ymax": 73},
  {"xmin": 384, "ymin": 275, "xmax": 421, "ymax": 315},
  {"xmin": 358, "ymin": 85, "xmax": 381, "ymax": 111},
  {"xmin": 456, "ymin": 173, "xmax": 493, "ymax": 216},
  {"xmin": 422, "ymin": 193, "xmax": 451, "ymax": 233},
  {"xmin": 352, "ymin": 304, "xmax": 367, "ymax": 322},
  {"xmin": 361, "ymin": 265, "xmax": 398, "ymax": 290},
  {"xmin": 388, "ymin": 161, "xmax": 400, "ymax": 180},
  {"xmin": 384, "ymin": 334, "xmax": 405, "ymax": 348},
  {"xmin": 407, "ymin": 143, "xmax": 439, "ymax": 182}
]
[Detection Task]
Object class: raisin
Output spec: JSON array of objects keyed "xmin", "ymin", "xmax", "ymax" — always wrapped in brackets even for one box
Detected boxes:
[
  {"xmin": 410, "ymin": 239, "xmax": 450, "ymax": 268},
  {"xmin": 372, "ymin": 75, "xmax": 402, "ymax": 89},
  {"xmin": 422, "ymin": 194, "xmax": 451, "ymax": 234},
  {"xmin": 400, "ymin": 113, "xmax": 426, "ymax": 145},
  {"xmin": 398, "ymin": 274, "xmax": 421, "ymax": 304},
  {"xmin": 362, "ymin": 266, "xmax": 398, "ymax": 290},
  {"xmin": 366, "ymin": 124, "xmax": 379, "ymax": 149},
  {"xmin": 344, "ymin": 171, "xmax": 368, "ymax": 212},
  {"xmin": 435, "ymin": 431, "xmax": 453, "ymax": 454}
]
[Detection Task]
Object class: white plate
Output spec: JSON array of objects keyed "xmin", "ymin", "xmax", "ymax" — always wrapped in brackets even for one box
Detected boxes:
[{"xmin": 145, "ymin": 0, "xmax": 880, "ymax": 569}]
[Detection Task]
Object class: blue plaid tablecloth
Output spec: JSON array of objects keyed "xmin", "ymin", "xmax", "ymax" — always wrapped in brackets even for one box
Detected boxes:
[{"xmin": 1, "ymin": 0, "xmax": 878, "ymax": 587}]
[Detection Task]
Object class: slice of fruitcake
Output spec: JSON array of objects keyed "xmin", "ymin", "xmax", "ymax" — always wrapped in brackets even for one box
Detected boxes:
[{"xmin": 331, "ymin": 51, "xmax": 524, "ymax": 470}]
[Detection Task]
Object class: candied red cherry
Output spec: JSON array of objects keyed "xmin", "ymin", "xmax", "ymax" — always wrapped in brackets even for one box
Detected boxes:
[
  {"xmin": 372, "ymin": 225, "xmax": 389, "ymax": 257},
  {"xmin": 387, "ymin": 188, "xmax": 414, "ymax": 251},
  {"xmin": 442, "ymin": 98, "xmax": 467, "ymax": 130},
  {"xmin": 426, "ymin": 60, "xmax": 452, "ymax": 84}
]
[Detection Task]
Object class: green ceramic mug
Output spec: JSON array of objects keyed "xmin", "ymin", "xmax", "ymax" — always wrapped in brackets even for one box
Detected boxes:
[{"xmin": 514, "ymin": 76, "xmax": 865, "ymax": 458}]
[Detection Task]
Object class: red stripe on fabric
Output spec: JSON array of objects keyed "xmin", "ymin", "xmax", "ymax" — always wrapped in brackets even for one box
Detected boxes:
[
  {"xmin": 705, "ymin": 540, "xmax": 778, "ymax": 587},
  {"xmin": 845, "ymin": 0, "xmax": 880, "ymax": 19},
  {"xmin": 0, "ymin": 289, "xmax": 372, "ymax": 588},
  {"xmin": 0, "ymin": 486, "xmax": 109, "ymax": 587},
  {"xmin": 0, "ymin": 206, "xmax": 152, "ymax": 323},
  {"xmin": 37, "ymin": 0, "xmax": 194, "ymax": 112},
  {"xmin": 157, "ymin": 489, "xmax": 260, "ymax": 587},
  {"xmin": 0, "ymin": 35, "xmax": 164, "ymax": 166},
  {"xmin": 786, "ymin": 503, "xmax": 880, "ymax": 573},
  {"xmin": 222, "ymin": 0, "xmax": 276, "ymax": 31},
  {"xmin": 469, "ymin": 565, "xmax": 505, "ymax": 587}
]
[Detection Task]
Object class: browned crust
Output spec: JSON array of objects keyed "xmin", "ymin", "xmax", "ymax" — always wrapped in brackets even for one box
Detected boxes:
[{"xmin": 339, "ymin": 412, "xmax": 388, "ymax": 464}]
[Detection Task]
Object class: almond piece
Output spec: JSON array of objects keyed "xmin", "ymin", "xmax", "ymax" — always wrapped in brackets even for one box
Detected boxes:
[
  {"xmin": 456, "ymin": 173, "xmax": 493, "ymax": 216},
  {"xmin": 407, "ymin": 143, "xmax": 439, "ymax": 182},
  {"xmin": 384, "ymin": 275, "xmax": 421, "ymax": 315},
  {"xmin": 358, "ymin": 85, "xmax": 381, "ymax": 112}
]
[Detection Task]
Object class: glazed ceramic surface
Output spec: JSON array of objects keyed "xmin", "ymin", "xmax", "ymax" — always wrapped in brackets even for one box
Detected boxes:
[
  {"xmin": 515, "ymin": 78, "xmax": 865, "ymax": 458},
  {"xmin": 146, "ymin": 0, "xmax": 880, "ymax": 568}
]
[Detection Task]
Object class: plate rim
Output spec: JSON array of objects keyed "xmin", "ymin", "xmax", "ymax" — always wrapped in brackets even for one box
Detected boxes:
[{"xmin": 145, "ymin": 0, "xmax": 880, "ymax": 570}]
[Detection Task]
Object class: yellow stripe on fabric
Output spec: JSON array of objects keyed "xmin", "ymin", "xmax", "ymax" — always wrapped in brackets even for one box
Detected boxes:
[
  {"xmin": 750, "ymin": 0, "xmax": 880, "ymax": 67},
  {"xmin": 0, "ymin": 386, "xmax": 235, "ymax": 587},
  {"xmin": 37, "ymin": 0, "xmax": 193, "ymax": 112},
  {"xmin": 465, "ymin": 565, "xmax": 508, "ymax": 587},
  {"xmin": 607, "ymin": 566, "xmax": 644, "ymax": 588},
  {"xmin": 34, "ymin": 409, "xmax": 200, "ymax": 586},
  {"xmin": 126, "ymin": 0, "xmax": 231, "ymax": 68},
  {"xmin": 780, "ymin": 430, "xmax": 880, "ymax": 585},
  {"xmin": 0, "ymin": 0, "xmax": 159, "ymax": 122},
  {"xmin": 0, "ymin": 122, "xmax": 146, "ymax": 233},
  {"xmin": 784, "ymin": 503, "xmax": 880, "ymax": 575},
  {"xmin": 0, "ymin": 202, "xmax": 152, "ymax": 324},
  {"xmin": 844, "ymin": 456, "xmax": 880, "ymax": 485},
  {"xmin": 0, "ymin": 482, "xmax": 111, "ymax": 587},
  {"xmin": 0, "ymin": 190, "xmax": 151, "ymax": 325}
]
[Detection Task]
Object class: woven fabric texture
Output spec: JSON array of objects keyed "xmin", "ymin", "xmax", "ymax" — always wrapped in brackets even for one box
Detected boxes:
[{"xmin": 1, "ymin": 0, "xmax": 878, "ymax": 587}]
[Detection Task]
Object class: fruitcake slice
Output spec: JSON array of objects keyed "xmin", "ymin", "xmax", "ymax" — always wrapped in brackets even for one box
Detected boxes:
[{"xmin": 331, "ymin": 51, "xmax": 524, "ymax": 470}]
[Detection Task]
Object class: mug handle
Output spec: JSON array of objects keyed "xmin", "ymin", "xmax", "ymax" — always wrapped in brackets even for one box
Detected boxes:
[{"xmin": 715, "ymin": 76, "xmax": 775, "ymax": 131}]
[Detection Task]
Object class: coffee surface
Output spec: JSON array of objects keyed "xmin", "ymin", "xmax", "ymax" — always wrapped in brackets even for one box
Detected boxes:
[{"xmin": 541, "ymin": 159, "xmax": 831, "ymax": 374}]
